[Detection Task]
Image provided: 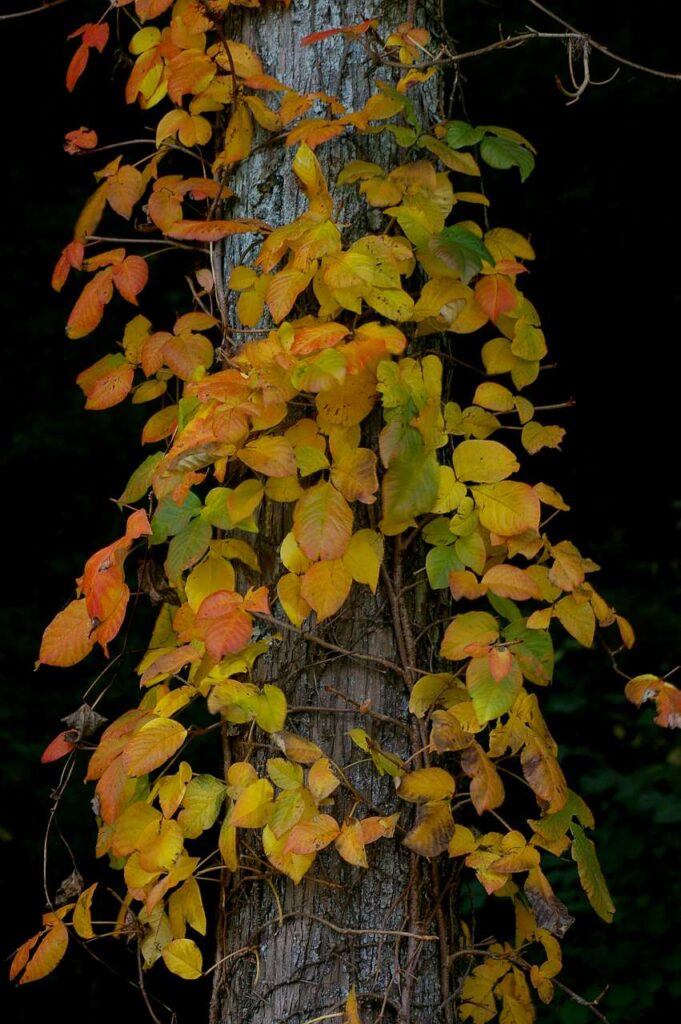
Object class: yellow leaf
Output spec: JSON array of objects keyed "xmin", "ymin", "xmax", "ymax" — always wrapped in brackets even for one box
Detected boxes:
[
  {"xmin": 185, "ymin": 557, "xmax": 236, "ymax": 612},
  {"xmin": 344, "ymin": 985, "xmax": 364, "ymax": 1024},
  {"xmin": 453, "ymin": 439, "xmax": 519, "ymax": 483},
  {"xmin": 280, "ymin": 531, "xmax": 312, "ymax": 574},
  {"xmin": 440, "ymin": 611, "xmax": 499, "ymax": 661},
  {"xmin": 168, "ymin": 877, "xmax": 206, "ymax": 938},
  {"xmin": 395, "ymin": 767, "xmax": 456, "ymax": 803},
  {"xmin": 218, "ymin": 820, "xmax": 238, "ymax": 870},
  {"xmin": 409, "ymin": 673, "xmax": 457, "ymax": 718},
  {"xmin": 300, "ymin": 559, "xmax": 352, "ymax": 621},
  {"xmin": 342, "ymin": 529, "xmax": 384, "ymax": 592},
  {"xmin": 72, "ymin": 883, "xmax": 97, "ymax": 940},
  {"xmin": 161, "ymin": 937, "xmax": 203, "ymax": 980},
  {"xmin": 220, "ymin": 101, "xmax": 253, "ymax": 166},
  {"xmin": 555, "ymin": 595, "xmax": 595, "ymax": 647},
  {"xmin": 335, "ymin": 819, "xmax": 368, "ymax": 867},
  {"xmin": 238, "ymin": 436, "xmax": 297, "ymax": 477},
  {"xmin": 448, "ymin": 824, "xmax": 477, "ymax": 857},
  {"xmin": 273, "ymin": 731, "xmax": 323, "ymax": 764},
  {"xmin": 157, "ymin": 762, "xmax": 193, "ymax": 818},
  {"xmin": 122, "ymin": 718, "xmax": 187, "ymax": 777},
  {"xmin": 293, "ymin": 142, "xmax": 333, "ymax": 216},
  {"xmin": 255, "ymin": 684, "xmax": 287, "ymax": 733},
  {"xmin": 228, "ymin": 778, "xmax": 274, "ymax": 828},
  {"xmin": 262, "ymin": 824, "xmax": 315, "ymax": 884},
  {"xmin": 471, "ymin": 481, "xmax": 541, "ymax": 537},
  {"xmin": 277, "ymin": 573, "xmax": 312, "ymax": 627}
]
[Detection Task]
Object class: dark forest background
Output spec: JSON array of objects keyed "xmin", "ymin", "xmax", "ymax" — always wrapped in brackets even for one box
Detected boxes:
[{"xmin": 2, "ymin": 1, "xmax": 680, "ymax": 1021}]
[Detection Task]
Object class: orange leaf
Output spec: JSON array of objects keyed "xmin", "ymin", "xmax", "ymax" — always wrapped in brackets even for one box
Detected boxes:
[
  {"xmin": 481, "ymin": 564, "xmax": 541, "ymax": 601},
  {"xmin": 122, "ymin": 718, "xmax": 188, "ymax": 777},
  {"xmin": 39, "ymin": 599, "xmax": 95, "ymax": 668},
  {"xmin": 335, "ymin": 819, "xmax": 368, "ymax": 867},
  {"xmin": 52, "ymin": 240, "xmax": 84, "ymax": 292},
  {"xmin": 107, "ymin": 166, "xmax": 146, "ymax": 220},
  {"xmin": 474, "ymin": 275, "xmax": 519, "ymax": 323},
  {"xmin": 360, "ymin": 813, "xmax": 400, "ymax": 844},
  {"xmin": 76, "ymin": 354, "xmax": 134, "ymax": 410},
  {"xmin": 284, "ymin": 814, "xmax": 340, "ymax": 853},
  {"xmin": 293, "ymin": 481, "xmax": 353, "ymax": 560},
  {"xmin": 193, "ymin": 591, "xmax": 253, "ymax": 661},
  {"xmin": 112, "ymin": 255, "xmax": 149, "ymax": 304},
  {"xmin": 166, "ymin": 218, "xmax": 269, "ymax": 242},
  {"xmin": 300, "ymin": 559, "xmax": 352, "ymax": 621},
  {"xmin": 66, "ymin": 268, "xmax": 114, "ymax": 339},
  {"xmin": 17, "ymin": 919, "xmax": 69, "ymax": 984}
]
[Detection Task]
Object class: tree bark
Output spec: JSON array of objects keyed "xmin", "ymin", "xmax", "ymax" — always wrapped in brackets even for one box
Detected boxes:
[{"xmin": 210, "ymin": 5, "xmax": 454, "ymax": 1023}]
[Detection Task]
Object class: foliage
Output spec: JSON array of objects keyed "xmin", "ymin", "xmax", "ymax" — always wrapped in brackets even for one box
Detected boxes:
[{"xmin": 10, "ymin": 1, "xmax": 678, "ymax": 1021}]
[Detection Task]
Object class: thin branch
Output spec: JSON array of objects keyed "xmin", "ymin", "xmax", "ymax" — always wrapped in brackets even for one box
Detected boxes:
[
  {"xmin": 525, "ymin": 0, "xmax": 681, "ymax": 81},
  {"xmin": 0, "ymin": 0, "xmax": 68, "ymax": 19}
]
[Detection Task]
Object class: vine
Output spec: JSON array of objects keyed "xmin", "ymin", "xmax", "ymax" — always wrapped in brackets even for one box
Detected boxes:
[{"xmin": 10, "ymin": 2, "xmax": 680, "ymax": 1023}]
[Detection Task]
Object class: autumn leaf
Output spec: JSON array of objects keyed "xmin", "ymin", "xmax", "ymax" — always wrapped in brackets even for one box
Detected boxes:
[{"xmin": 162, "ymin": 938, "xmax": 203, "ymax": 980}]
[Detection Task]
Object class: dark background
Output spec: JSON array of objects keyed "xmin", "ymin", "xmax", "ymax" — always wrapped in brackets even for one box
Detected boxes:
[{"xmin": 2, "ymin": 1, "xmax": 680, "ymax": 1021}]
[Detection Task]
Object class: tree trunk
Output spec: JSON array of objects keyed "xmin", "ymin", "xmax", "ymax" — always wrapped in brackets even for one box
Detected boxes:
[{"xmin": 210, "ymin": 5, "xmax": 454, "ymax": 1024}]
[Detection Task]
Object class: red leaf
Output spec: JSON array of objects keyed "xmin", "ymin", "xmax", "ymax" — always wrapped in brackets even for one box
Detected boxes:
[
  {"xmin": 66, "ymin": 44, "xmax": 89, "ymax": 93},
  {"xmin": 41, "ymin": 732, "xmax": 76, "ymax": 764},
  {"xmin": 64, "ymin": 127, "xmax": 98, "ymax": 155},
  {"xmin": 82, "ymin": 23, "xmax": 109, "ymax": 52},
  {"xmin": 301, "ymin": 20, "xmax": 377, "ymax": 46}
]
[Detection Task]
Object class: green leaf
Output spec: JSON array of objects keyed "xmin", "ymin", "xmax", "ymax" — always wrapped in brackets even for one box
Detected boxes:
[
  {"xmin": 118, "ymin": 453, "xmax": 164, "ymax": 505},
  {"xmin": 425, "ymin": 545, "xmax": 464, "ymax": 589},
  {"xmin": 431, "ymin": 225, "xmax": 495, "ymax": 284},
  {"xmin": 487, "ymin": 593, "xmax": 523, "ymax": 623},
  {"xmin": 571, "ymin": 822, "xmax": 615, "ymax": 923},
  {"xmin": 166, "ymin": 518, "xmax": 212, "ymax": 581},
  {"xmin": 466, "ymin": 656, "xmax": 523, "ymax": 723},
  {"xmin": 480, "ymin": 136, "xmax": 535, "ymax": 181},
  {"xmin": 445, "ymin": 120, "xmax": 486, "ymax": 149},
  {"xmin": 504, "ymin": 620, "xmax": 554, "ymax": 685},
  {"xmin": 151, "ymin": 492, "xmax": 202, "ymax": 544}
]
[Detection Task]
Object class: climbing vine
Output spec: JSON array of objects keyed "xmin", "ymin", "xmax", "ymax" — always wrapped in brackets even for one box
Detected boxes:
[{"xmin": 10, "ymin": 2, "xmax": 680, "ymax": 1022}]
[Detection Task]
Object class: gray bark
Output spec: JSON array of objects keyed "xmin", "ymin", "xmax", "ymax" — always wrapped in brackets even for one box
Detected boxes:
[{"xmin": 210, "ymin": 5, "xmax": 453, "ymax": 1023}]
